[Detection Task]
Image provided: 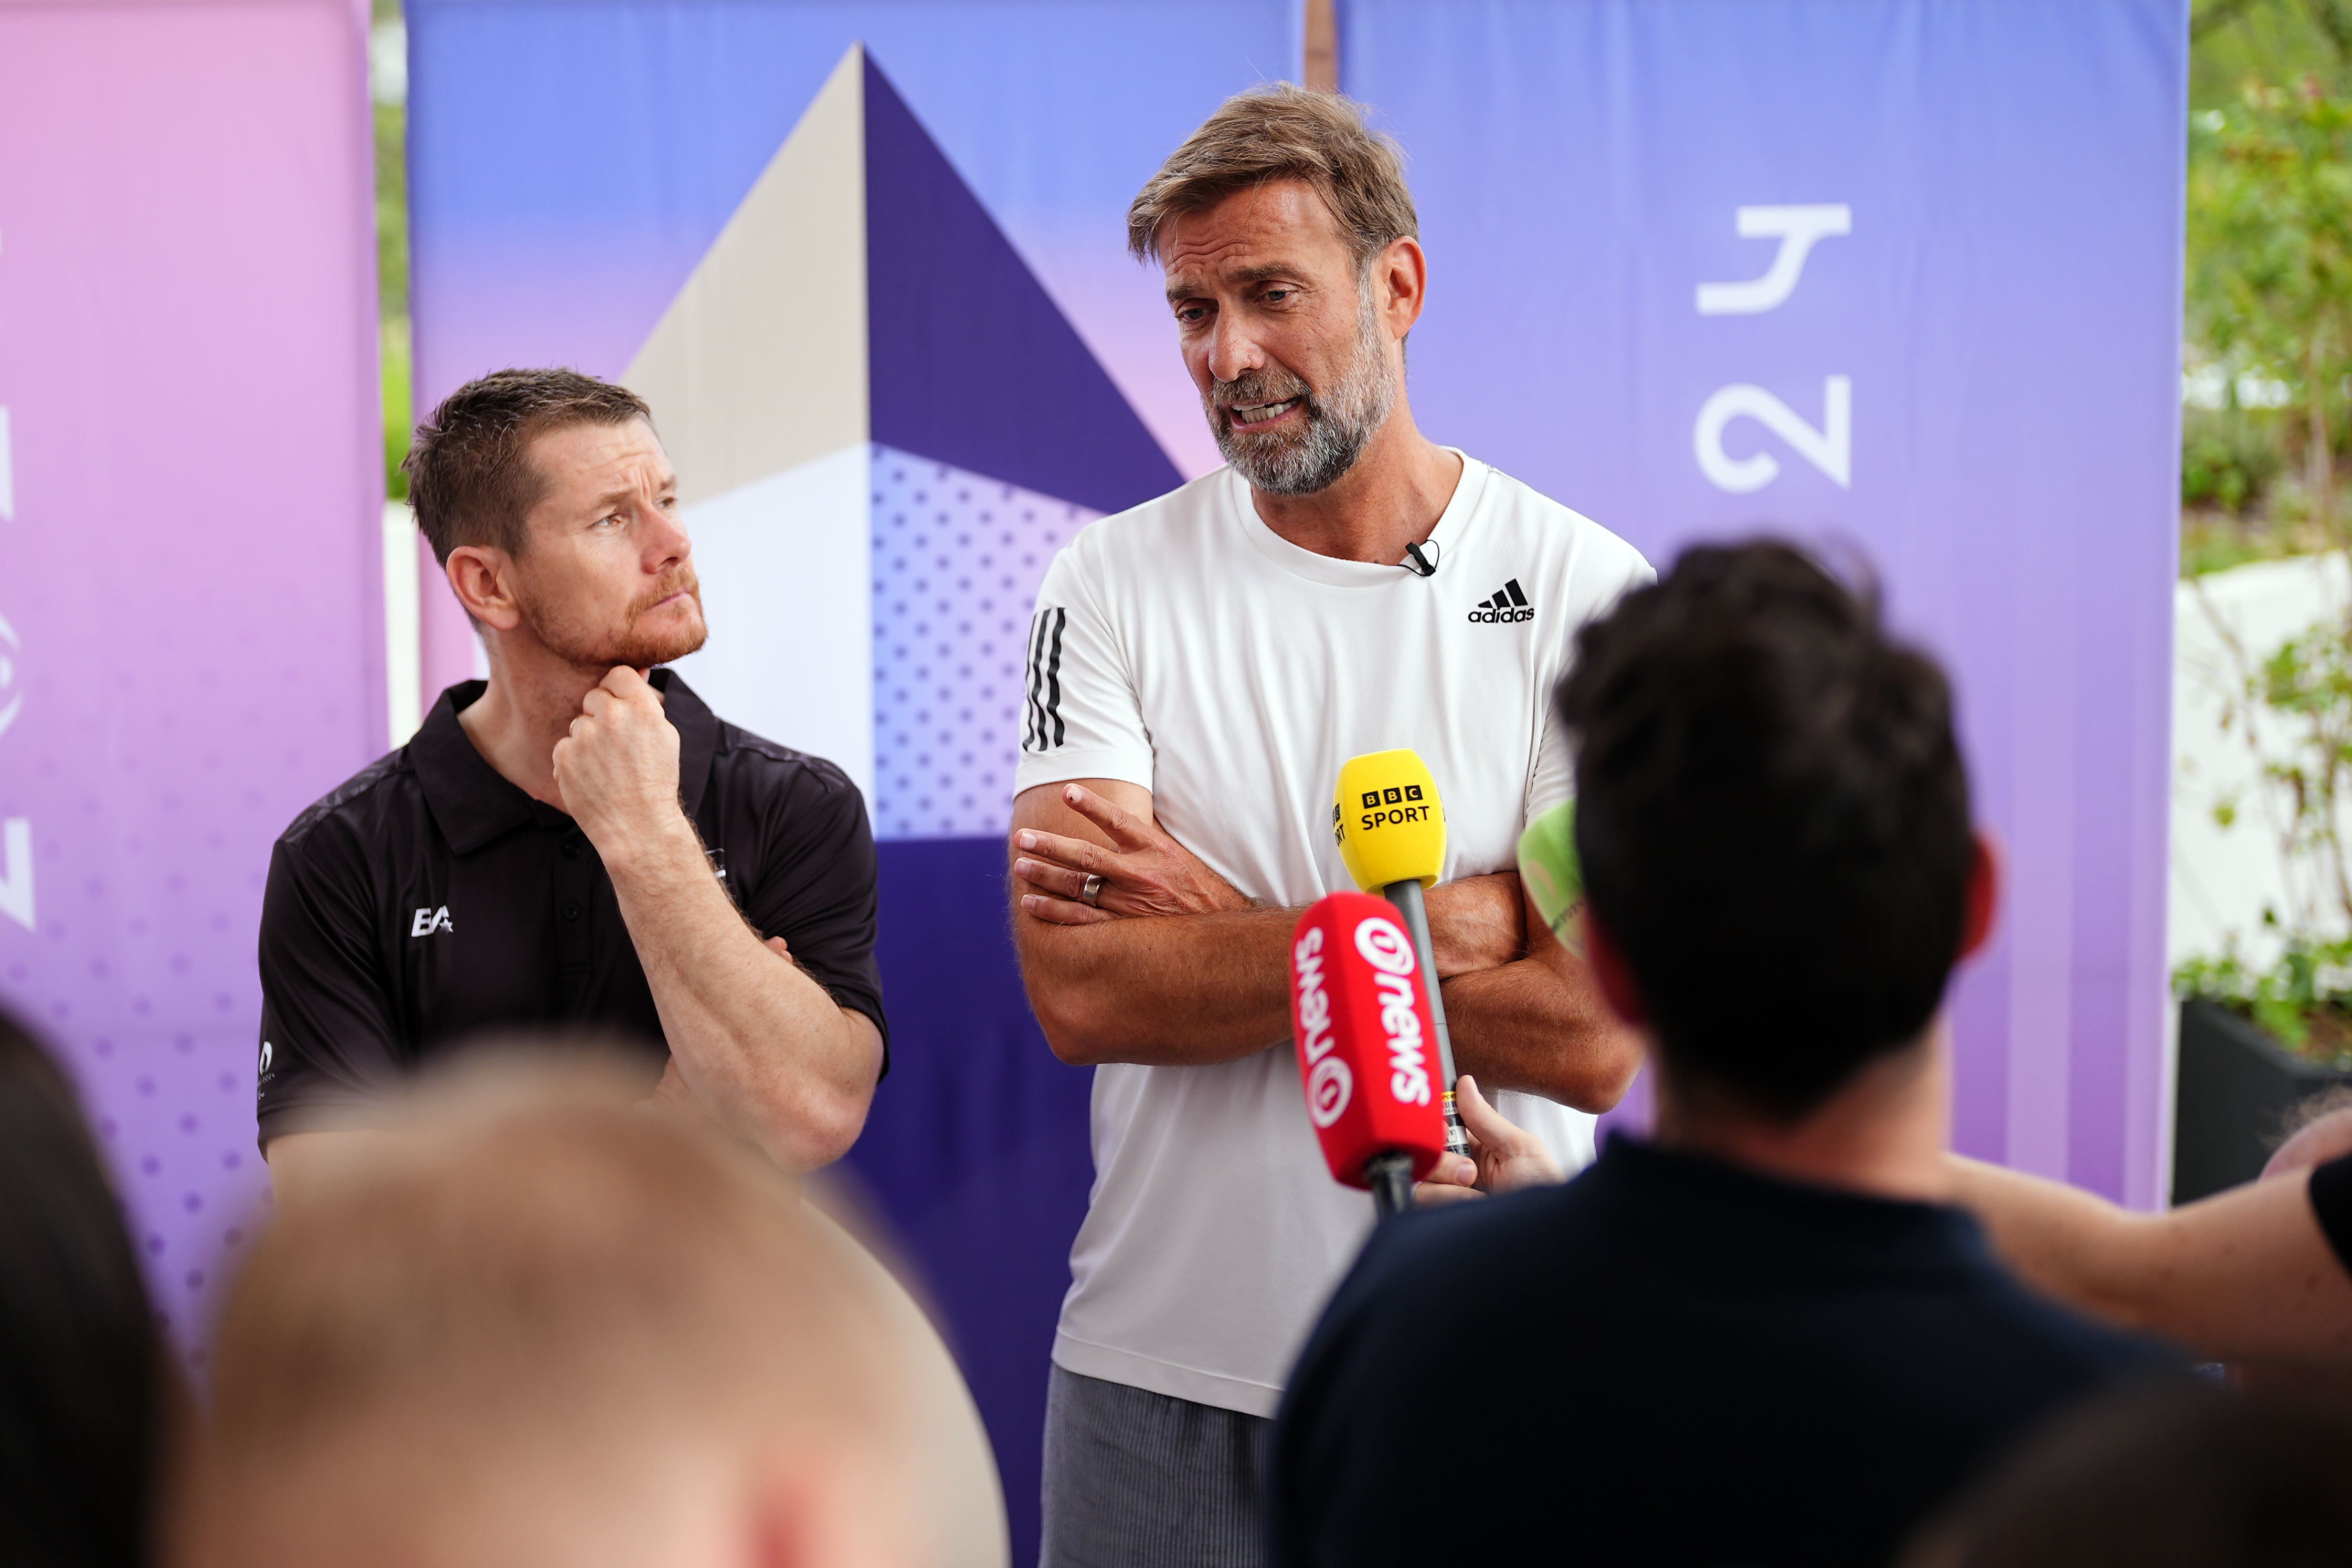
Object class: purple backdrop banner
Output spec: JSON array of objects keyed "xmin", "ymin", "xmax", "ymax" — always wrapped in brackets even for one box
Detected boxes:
[
  {"xmin": 0, "ymin": 0, "xmax": 383, "ymax": 1355},
  {"xmin": 1341, "ymin": 0, "xmax": 2186, "ymax": 1205}
]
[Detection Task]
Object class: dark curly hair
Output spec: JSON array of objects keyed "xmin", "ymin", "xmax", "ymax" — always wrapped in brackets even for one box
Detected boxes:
[{"xmin": 1555, "ymin": 539, "xmax": 1974, "ymax": 1121}]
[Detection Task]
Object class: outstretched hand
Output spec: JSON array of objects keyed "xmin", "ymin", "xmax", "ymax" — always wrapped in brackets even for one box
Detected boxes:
[
  {"xmin": 2264, "ymin": 1100, "xmax": 2352, "ymax": 1179},
  {"xmin": 1013, "ymin": 782, "xmax": 1252, "ymax": 925},
  {"xmin": 1412, "ymin": 1075, "xmax": 1567, "ymax": 1206}
]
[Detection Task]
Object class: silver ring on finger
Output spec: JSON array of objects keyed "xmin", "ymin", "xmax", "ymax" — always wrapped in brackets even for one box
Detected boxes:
[{"xmin": 1082, "ymin": 873, "xmax": 1105, "ymax": 906}]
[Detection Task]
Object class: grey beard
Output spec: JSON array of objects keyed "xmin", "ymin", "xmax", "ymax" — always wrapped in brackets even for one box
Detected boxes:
[{"xmin": 1210, "ymin": 296, "xmax": 1399, "ymax": 497}]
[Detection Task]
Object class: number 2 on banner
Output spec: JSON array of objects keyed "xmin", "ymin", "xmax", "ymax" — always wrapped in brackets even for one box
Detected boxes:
[
  {"xmin": 1693, "ymin": 377, "xmax": 1851, "ymax": 494},
  {"xmin": 1692, "ymin": 204, "xmax": 1852, "ymax": 494}
]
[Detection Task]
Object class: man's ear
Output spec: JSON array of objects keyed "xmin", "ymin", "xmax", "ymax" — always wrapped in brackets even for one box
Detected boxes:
[
  {"xmin": 1959, "ymin": 828, "xmax": 2001, "ymax": 961},
  {"xmin": 1578, "ymin": 905, "xmax": 1647, "ymax": 1026},
  {"xmin": 444, "ymin": 544, "xmax": 523, "ymax": 632},
  {"xmin": 1378, "ymin": 235, "xmax": 1428, "ymax": 338}
]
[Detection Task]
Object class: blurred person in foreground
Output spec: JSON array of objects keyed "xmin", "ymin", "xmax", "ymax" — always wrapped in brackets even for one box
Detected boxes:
[
  {"xmin": 258, "ymin": 369, "xmax": 886, "ymax": 1190},
  {"xmin": 1947, "ymin": 1089, "xmax": 2352, "ymax": 1381},
  {"xmin": 1902, "ymin": 1384, "xmax": 2352, "ymax": 1567},
  {"xmin": 0, "ymin": 1005, "xmax": 181, "ymax": 1568},
  {"xmin": 183, "ymin": 1052, "xmax": 923, "ymax": 1568},
  {"xmin": 1269, "ymin": 542, "xmax": 2178, "ymax": 1568}
]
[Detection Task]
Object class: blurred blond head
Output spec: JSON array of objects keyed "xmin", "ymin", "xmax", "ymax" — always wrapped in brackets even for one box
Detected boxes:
[{"xmin": 183, "ymin": 1050, "xmax": 915, "ymax": 1568}]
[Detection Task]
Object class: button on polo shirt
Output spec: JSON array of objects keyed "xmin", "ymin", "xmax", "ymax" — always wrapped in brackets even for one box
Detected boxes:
[{"xmin": 255, "ymin": 671, "xmax": 886, "ymax": 1143}]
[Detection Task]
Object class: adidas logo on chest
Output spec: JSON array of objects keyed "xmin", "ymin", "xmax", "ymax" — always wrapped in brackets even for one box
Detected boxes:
[{"xmin": 1467, "ymin": 578, "xmax": 1534, "ymax": 624}]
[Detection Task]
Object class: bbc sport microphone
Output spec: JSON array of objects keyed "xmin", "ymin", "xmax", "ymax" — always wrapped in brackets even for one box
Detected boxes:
[
  {"xmin": 1330, "ymin": 749, "xmax": 1472, "ymax": 1164},
  {"xmin": 1289, "ymin": 892, "xmax": 1452, "ymax": 1216}
]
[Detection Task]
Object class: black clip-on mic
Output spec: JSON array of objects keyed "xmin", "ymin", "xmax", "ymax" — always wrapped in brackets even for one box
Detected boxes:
[{"xmin": 1401, "ymin": 540, "xmax": 1440, "ymax": 578}]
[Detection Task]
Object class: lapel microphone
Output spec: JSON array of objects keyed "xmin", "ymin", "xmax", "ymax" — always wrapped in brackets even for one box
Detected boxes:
[{"xmin": 1401, "ymin": 540, "xmax": 1440, "ymax": 577}]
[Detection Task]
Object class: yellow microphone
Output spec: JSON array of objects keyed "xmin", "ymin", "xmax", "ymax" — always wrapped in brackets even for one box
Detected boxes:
[
  {"xmin": 1332, "ymin": 748, "xmax": 1470, "ymax": 1162},
  {"xmin": 1333, "ymin": 748, "xmax": 1446, "ymax": 891}
]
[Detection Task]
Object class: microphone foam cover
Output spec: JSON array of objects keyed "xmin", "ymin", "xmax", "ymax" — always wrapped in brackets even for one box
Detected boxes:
[
  {"xmin": 1332, "ymin": 749, "xmax": 1446, "ymax": 892},
  {"xmin": 1517, "ymin": 798, "xmax": 1584, "ymax": 943},
  {"xmin": 1290, "ymin": 892, "xmax": 1450, "ymax": 1189}
]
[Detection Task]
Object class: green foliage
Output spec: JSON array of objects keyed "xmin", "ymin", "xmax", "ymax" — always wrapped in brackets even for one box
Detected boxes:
[
  {"xmin": 2193, "ymin": 0, "xmax": 2352, "ymax": 110},
  {"xmin": 2188, "ymin": 77, "xmax": 2352, "ymax": 532},
  {"xmin": 2179, "ymin": 608, "xmax": 2352, "ymax": 1057},
  {"xmin": 376, "ymin": 88, "xmax": 412, "ymax": 504},
  {"xmin": 2188, "ymin": 82, "xmax": 2352, "ymax": 379},
  {"xmin": 2173, "ymin": 930, "xmax": 2352, "ymax": 1050},
  {"xmin": 2253, "ymin": 619, "xmax": 2352, "ymax": 876},
  {"xmin": 2177, "ymin": 4, "xmax": 2352, "ymax": 562},
  {"xmin": 375, "ymin": 102, "xmax": 407, "ymax": 322},
  {"xmin": 2183, "ymin": 408, "xmax": 2285, "ymax": 512},
  {"xmin": 383, "ymin": 317, "xmax": 412, "ymax": 504}
]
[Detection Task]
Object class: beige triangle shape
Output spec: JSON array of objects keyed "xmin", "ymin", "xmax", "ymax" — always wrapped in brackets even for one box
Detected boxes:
[{"xmin": 624, "ymin": 44, "xmax": 869, "ymax": 506}]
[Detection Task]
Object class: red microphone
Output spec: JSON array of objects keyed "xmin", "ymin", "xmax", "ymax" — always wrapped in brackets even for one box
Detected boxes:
[{"xmin": 1290, "ymin": 892, "xmax": 1451, "ymax": 1217}]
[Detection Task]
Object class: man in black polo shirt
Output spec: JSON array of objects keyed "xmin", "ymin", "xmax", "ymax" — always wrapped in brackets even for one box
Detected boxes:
[
  {"xmin": 1269, "ymin": 542, "xmax": 2176, "ymax": 1568},
  {"xmin": 257, "ymin": 369, "xmax": 886, "ymax": 1185}
]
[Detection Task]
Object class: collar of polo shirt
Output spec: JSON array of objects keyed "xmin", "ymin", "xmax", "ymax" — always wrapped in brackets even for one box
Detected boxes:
[{"xmin": 411, "ymin": 668, "xmax": 722, "ymax": 852}]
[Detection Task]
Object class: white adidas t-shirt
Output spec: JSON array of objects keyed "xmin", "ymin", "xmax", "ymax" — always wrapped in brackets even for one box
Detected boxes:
[{"xmin": 1014, "ymin": 452, "xmax": 1652, "ymax": 1417}]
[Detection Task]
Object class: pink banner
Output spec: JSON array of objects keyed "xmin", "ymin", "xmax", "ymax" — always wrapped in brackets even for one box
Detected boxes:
[{"xmin": 0, "ymin": 0, "xmax": 382, "ymax": 1355}]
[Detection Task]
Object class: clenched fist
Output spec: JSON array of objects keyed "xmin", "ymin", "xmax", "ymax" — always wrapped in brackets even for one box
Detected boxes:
[{"xmin": 553, "ymin": 667, "xmax": 683, "ymax": 853}]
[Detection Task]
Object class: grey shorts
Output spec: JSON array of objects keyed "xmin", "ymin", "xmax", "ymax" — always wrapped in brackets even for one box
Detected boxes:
[{"xmin": 1037, "ymin": 1363, "xmax": 1274, "ymax": 1568}]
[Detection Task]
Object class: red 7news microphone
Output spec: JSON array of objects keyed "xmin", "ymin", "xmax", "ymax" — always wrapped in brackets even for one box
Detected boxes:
[
  {"xmin": 1332, "ymin": 749, "xmax": 1473, "ymax": 1164},
  {"xmin": 1289, "ymin": 892, "xmax": 1451, "ymax": 1217}
]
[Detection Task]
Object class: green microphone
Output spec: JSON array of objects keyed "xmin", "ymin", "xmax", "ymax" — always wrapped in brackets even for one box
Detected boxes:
[{"xmin": 1517, "ymin": 799, "xmax": 1584, "ymax": 952}]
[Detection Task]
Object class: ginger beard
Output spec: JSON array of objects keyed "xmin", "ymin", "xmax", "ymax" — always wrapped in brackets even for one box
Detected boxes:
[
  {"xmin": 519, "ymin": 564, "xmax": 708, "ymax": 671},
  {"xmin": 1208, "ymin": 280, "xmax": 1399, "ymax": 496}
]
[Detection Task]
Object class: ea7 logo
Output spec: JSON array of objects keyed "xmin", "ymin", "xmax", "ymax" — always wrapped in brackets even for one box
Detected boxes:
[{"xmin": 410, "ymin": 905, "xmax": 454, "ymax": 937}]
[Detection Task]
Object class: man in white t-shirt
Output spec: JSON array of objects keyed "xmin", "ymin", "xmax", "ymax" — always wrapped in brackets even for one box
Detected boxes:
[{"xmin": 1008, "ymin": 84, "xmax": 1651, "ymax": 1567}]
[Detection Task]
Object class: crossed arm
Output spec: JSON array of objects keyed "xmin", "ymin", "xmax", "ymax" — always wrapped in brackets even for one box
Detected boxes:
[
  {"xmin": 598, "ymin": 821, "xmax": 883, "ymax": 1169},
  {"xmin": 1008, "ymin": 779, "xmax": 1640, "ymax": 1111}
]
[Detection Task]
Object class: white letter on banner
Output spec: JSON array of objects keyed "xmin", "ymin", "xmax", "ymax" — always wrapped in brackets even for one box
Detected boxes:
[
  {"xmin": 0, "ymin": 819, "xmax": 33, "ymax": 932},
  {"xmin": 0, "ymin": 610, "xmax": 19, "ymax": 741},
  {"xmin": 1696, "ymin": 205, "xmax": 1852, "ymax": 315},
  {"xmin": 1694, "ymin": 377, "xmax": 1852, "ymax": 493}
]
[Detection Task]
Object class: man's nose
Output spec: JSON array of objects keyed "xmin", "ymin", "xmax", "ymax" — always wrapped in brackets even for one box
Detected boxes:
[
  {"xmin": 643, "ymin": 500, "xmax": 692, "ymax": 570},
  {"xmin": 1205, "ymin": 312, "xmax": 1268, "ymax": 386}
]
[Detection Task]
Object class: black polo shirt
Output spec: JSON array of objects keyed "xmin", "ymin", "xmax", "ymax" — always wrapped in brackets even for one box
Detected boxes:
[
  {"xmin": 254, "ymin": 672, "xmax": 887, "ymax": 1143},
  {"xmin": 1270, "ymin": 1136, "xmax": 2179, "ymax": 1568}
]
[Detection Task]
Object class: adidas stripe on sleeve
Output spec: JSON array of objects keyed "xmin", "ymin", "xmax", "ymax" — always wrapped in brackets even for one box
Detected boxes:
[
  {"xmin": 1012, "ymin": 544, "xmax": 1156, "ymax": 796},
  {"xmin": 1023, "ymin": 607, "xmax": 1068, "ymax": 752}
]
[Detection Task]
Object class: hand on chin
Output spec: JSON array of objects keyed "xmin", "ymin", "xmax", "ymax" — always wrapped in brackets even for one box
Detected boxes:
[{"xmin": 552, "ymin": 665, "xmax": 685, "ymax": 852}]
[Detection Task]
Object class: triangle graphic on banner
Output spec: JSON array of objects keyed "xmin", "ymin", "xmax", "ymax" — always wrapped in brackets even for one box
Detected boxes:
[
  {"xmin": 625, "ymin": 45, "xmax": 1180, "ymax": 518},
  {"xmin": 861, "ymin": 55, "xmax": 1180, "ymax": 516},
  {"xmin": 624, "ymin": 47, "xmax": 868, "ymax": 506}
]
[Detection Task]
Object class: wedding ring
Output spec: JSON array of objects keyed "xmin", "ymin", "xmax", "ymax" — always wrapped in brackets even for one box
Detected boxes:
[{"xmin": 1082, "ymin": 873, "xmax": 1105, "ymax": 906}]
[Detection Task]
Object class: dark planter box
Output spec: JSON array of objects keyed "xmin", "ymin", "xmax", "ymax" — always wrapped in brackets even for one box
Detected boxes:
[{"xmin": 2173, "ymin": 998, "xmax": 2352, "ymax": 1205}]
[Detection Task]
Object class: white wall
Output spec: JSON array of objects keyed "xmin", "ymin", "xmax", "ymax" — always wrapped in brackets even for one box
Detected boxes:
[{"xmin": 2171, "ymin": 552, "xmax": 2352, "ymax": 971}]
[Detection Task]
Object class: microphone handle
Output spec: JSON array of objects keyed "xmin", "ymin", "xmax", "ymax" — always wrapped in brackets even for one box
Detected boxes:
[
  {"xmin": 1364, "ymin": 1150, "xmax": 1417, "ymax": 1218},
  {"xmin": 1381, "ymin": 877, "xmax": 1472, "ymax": 1164}
]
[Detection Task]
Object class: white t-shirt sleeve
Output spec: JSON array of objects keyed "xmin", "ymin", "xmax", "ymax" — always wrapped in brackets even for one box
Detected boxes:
[
  {"xmin": 1528, "ymin": 701, "xmax": 1577, "ymax": 820},
  {"xmin": 1528, "ymin": 536, "xmax": 1658, "ymax": 820},
  {"xmin": 1013, "ymin": 540, "xmax": 1156, "ymax": 796}
]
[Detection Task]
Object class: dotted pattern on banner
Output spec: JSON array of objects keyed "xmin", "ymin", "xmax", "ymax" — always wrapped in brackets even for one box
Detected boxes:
[
  {"xmin": 871, "ymin": 447, "xmax": 1101, "ymax": 840},
  {"xmin": 66, "ymin": 1032, "xmax": 270, "ymax": 1381},
  {"xmin": 1, "ymin": 621, "xmax": 336, "ymax": 1379}
]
